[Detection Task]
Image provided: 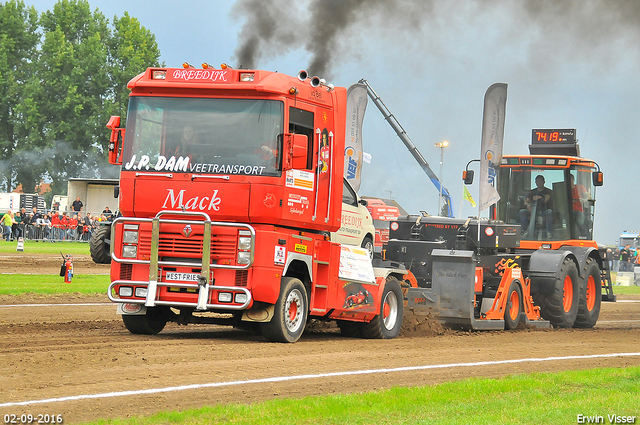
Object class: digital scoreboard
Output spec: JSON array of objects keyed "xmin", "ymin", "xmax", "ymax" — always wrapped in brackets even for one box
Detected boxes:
[{"xmin": 531, "ymin": 129, "xmax": 576, "ymax": 144}]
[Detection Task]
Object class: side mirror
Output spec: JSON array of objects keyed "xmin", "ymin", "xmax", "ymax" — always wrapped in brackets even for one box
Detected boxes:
[
  {"xmin": 359, "ymin": 198, "xmax": 368, "ymax": 207},
  {"xmin": 106, "ymin": 116, "xmax": 125, "ymax": 165},
  {"xmin": 283, "ymin": 133, "xmax": 308, "ymax": 170},
  {"xmin": 463, "ymin": 169, "xmax": 474, "ymax": 185},
  {"xmin": 592, "ymin": 171, "xmax": 603, "ymax": 187}
]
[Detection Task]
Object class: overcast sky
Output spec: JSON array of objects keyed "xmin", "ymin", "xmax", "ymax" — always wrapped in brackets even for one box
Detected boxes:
[{"xmin": 26, "ymin": 0, "xmax": 640, "ymax": 245}]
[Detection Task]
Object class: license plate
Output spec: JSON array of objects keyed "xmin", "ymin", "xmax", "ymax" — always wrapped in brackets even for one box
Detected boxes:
[{"xmin": 165, "ymin": 272, "xmax": 200, "ymax": 282}]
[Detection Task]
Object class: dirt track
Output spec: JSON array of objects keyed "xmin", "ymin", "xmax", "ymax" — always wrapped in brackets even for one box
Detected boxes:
[{"xmin": 0, "ymin": 252, "xmax": 639, "ymax": 424}]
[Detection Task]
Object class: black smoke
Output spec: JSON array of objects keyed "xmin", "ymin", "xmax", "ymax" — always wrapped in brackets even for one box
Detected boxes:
[{"xmin": 232, "ymin": 0, "xmax": 640, "ymax": 78}]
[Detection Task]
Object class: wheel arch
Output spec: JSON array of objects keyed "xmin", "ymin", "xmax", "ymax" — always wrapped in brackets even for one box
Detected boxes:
[
  {"xmin": 558, "ymin": 245, "xmax": 602, "ymax": 279},
  {"xmin": 373, "ymin": 266, "xmax": 409, "ymax": 291},
  {"xmin": 282, "ymin": 256, "xmax": 312, "ymax": 297},
  {"xmin": 528, "ymin": 249, "xmax": 579, "ymax": 293}
]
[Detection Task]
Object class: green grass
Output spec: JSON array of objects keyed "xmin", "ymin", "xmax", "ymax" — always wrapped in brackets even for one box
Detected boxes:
[
  {"xmin": 0, "ymin": 240, "xmax": 90, "ymax": 255},
  {"xmin": 612, "ymin": 285, "xmax": 640, "ymax": 295},
  {"xmin": 81, "ymin": 366, "xmax": 640, "ymax": 425},
  {"xmin": 0, "ymin": 274, "xmax": 109, "ymax": 295}
]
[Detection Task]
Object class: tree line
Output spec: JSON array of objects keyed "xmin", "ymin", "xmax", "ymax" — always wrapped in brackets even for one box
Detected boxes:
[{"xmin": 0, "ymin": 0, "xmax": 162, "ymax": 202}]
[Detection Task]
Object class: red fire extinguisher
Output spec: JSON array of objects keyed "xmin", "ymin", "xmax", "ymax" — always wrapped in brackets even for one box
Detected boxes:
[
  {"xmin": 65, "ymin": 255, "xmax": 73, "ymax": 283},
  {"xmin": 60, "ymin": 253, "xmax": 73, "ymax": 283}
]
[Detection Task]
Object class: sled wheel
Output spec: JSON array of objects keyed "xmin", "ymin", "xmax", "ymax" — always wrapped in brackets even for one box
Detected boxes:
[
  {"xmin": 574, "ymin": 259, "xmax": 602, "ymax": 328},
  {"xmin": 504, "ymin": 280, "xmax": 522, "ymax": 330},
  {"xmin": 90, "ymin": 224, "xmax": 111, "ymax": 264},
  {"xmin": 122, "ymin": 307, "xmax": 168, "ymax": 335},
  {"xmin": 535, "ymin": 258, "xmax": 579, "ymax": 328},
  {"xmin": 261, "ymin": 277, "xmax": 308, "ymax": 343},
  {"xmin": 361, "ymin": 276, "xmax": 403, "ymax": 339}
]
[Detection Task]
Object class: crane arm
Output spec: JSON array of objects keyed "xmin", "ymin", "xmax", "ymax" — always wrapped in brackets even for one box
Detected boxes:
[{"xmin": 359, "ymin": 79, "xmax": 454, "ymax": 217}]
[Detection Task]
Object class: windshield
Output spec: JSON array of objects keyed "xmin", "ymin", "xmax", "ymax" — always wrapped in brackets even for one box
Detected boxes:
[
  {"xmin": 122, "ymin": 97, "xmax": 284, "ymax": 176},
  {"xmin": 497, "ymin": 166, "xmax": 596, "ymax": 241}
]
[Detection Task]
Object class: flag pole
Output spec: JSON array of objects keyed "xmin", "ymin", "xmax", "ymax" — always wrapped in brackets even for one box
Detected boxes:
[{"xmin": 458, "ymin": 185, "xmax": 464, "ymax": 219}]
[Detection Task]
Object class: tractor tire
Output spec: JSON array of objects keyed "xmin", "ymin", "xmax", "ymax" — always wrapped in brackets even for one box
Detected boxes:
[
  {"xmin": 261, "ymin": 277, "xmax": 308, "ymax": 343},
  {"xmin": 504, "ymin": 280, "xmax": 523, "ymax": 330},
  {"xmin": 90, "ymin": 224, "xmax": 112, "ymax": 264},
  {"xmin": 361, "ymin": 236, "xmax": 374, "ymax": 260},
  {"xmin": 535, "ymin": 258, "xmax": 580, "ymax": 328},
  {"xmin": 122, "ymin": 307, "xmax": 168, "ymax": 335},
  {"xmin": 337, "ymin": 320, "xmax": 361, "ymax": 338},
  {"xmin": 361, "ymin": 276, "xmax": 403, "ymax": 339},
  {"xmin": 574, "ymin": 258, "xmax": 602, "ymax": 328}
]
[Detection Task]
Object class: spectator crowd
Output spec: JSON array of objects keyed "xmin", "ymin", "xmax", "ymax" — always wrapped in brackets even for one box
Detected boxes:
[
  {"xmin": 2, "ymin": 206, "xmax": 114, "ymax": 242},
  {"xmin": 608, "ymin": 245, "xmax": 640, "ymax": 272}
]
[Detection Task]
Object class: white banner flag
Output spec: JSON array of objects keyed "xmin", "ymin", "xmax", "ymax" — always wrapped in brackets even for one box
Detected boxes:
[
  {"xmin": 479, "ymin": 83, "xmax": 507, "ymax": 212},
  {"xmin": 344, "ymin": 83, "xmax": 368, "ymax": 192}
]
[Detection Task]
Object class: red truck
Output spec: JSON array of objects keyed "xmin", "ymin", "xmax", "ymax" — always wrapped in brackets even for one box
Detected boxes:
[
  {"xmin": 105, "ymin": 66, "xmax": 405, "ymax": 342},
  {"xmin": 363, "ymin": 197, "xmax": 402, "ymax": 254}
]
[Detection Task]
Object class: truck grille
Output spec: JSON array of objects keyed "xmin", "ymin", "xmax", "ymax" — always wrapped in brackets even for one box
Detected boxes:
[
  {"xmin": 235, "ymin": 270, "xmax": 248, "ymax": 287},
  {"xmin": 119, "ymin": 263, "xmax": 133, "ymax": 280},
  {"xmin": 138, "ymin": 232, "xmax": 237, "ymax": 262}
]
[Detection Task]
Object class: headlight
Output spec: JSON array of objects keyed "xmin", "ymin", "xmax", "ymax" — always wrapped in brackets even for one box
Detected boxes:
[
  {"xmin": 237, "ymin": 251, "xmax": 251, "ymax": 264},
  {"xmin": 135, "ymin": 287, "xmax": 148, "ymax": 298},
  {"xmin": 218, "ymin": 292, "xmax": 232, "ymax": 303},
  {"xmin": 119, "ymin": 286, "xmax": 133, "ymax": 297},
  {"xmin": 122, "ymin": 245, "xmax": 137, "ymax": 258},
  {"xmin": 123, "ymin": 230, "xmax": 138, "ymax": 244},
  {"xmin": 238, "ymin": 236, "xmax": 252, "ymax": 250},
  {"xmin": 235, "ymin": 293, "xmax": 248, "ymax": 304}
]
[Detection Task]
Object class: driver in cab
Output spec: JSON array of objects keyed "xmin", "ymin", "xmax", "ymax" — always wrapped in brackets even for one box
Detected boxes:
[{"xmin": 519, "ymin": 174, "xmax": 554, "ymax": 239}]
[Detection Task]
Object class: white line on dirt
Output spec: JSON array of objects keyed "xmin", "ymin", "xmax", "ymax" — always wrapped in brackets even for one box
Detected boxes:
[
  {"xmin": 2, "ymin": 352, "xmax": 639, "ymax": 408},
  {"xmin": 0, "ymin": 303, "xmax": 112, "ymax": 308}
]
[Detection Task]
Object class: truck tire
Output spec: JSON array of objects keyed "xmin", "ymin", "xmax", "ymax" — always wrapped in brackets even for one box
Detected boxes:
[
  {"xmin": 574, "ymin": 258, "xmax": 602, "ymax": 328},
  {"xmin": 361, "ymin": 276, "xmax": 403, "ymax": 339},
  {"xmin": 337, "ymin": 320, "xmax": 361, "ymax": 338},
  {"xmin": 261, "ymin": 277, "xmax": 308, "ymax": 343},
  {"xmin": 90, "ymin": 224, "xmax": 111, "ymax": 264},
  {"xmin": 535, "ymin": 258, "xmax": 579, "ymax": 328},
  {"xmin": 361, "ymin": 236, "xmax": 374, "ymax": 260},
  {"xmin": 504, "ymin": 280, "xmax": 523, "ymax": 330},
  {"xmin": 122, "ymin": 307, "xmax": 168, "ymax": 335}
]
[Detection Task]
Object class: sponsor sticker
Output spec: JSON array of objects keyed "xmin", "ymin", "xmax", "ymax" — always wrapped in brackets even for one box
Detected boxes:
[
  {"xmin": 274, "ymin": 245, "xmax": 286, "ymax": 265},
  {"xmin": 285, "ymin": 169, "xmax": 314, "ymax": 191}
]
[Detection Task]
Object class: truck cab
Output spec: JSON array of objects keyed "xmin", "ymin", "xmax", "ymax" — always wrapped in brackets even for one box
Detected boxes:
[
  {"xmin": 494, "ymin": 129, "xmax": 602, "ymax": 249},
  {"xmin": 331, "ymin": 179, "xmax": 375, "ymax": 256}
]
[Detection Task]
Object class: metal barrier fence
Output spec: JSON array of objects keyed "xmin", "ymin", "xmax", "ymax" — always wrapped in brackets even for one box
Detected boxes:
[
  {"xmin": 3, "ymin": 223, "xmax": 94, "ymax": 242},
  {"xmin": 2, "ymin": 211, "xmax": 113, "ymax": 242}
]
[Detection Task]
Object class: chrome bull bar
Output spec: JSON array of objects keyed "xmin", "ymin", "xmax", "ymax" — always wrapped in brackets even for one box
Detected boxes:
[
  {"xmin": 108, "ymin": 280, "xmax": 252, "ymax": 310},
  {"xmin": 110, "ymin": 211, "xmax": 255, "ymax": 311}
]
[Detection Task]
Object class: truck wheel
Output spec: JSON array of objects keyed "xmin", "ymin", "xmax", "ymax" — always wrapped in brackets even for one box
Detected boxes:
[
  {"xmin": 90, "ymin": 225, "xmax": 111, "ymax": 264},
  {"xmin": 337, "ymin": 320, "xmax": 361, "ymax": 338},
  {"xmin": 361, "ymin": 276, "xmax": 403, "ymax": 339},
  {"xmin": 504, "ymin": 280, "xmax": 523, "ymax": 330},
  {"xmin": 261, "ymin": 277, "xmax": 308, "ymax": 343},
  {"xmin": 122, "ymin": 307, "xmax": 168, "ymax": 335},
  {"xmin": 536, "ymin": 258, "xmax": 579, "ymax": 328},
  {"xmin": 361, "ymin": 236, "xmax": 374, "ymax": 260},
  {"xmin": 574, "ymin": 259, "xmax": 602, "ymax": 328}
]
